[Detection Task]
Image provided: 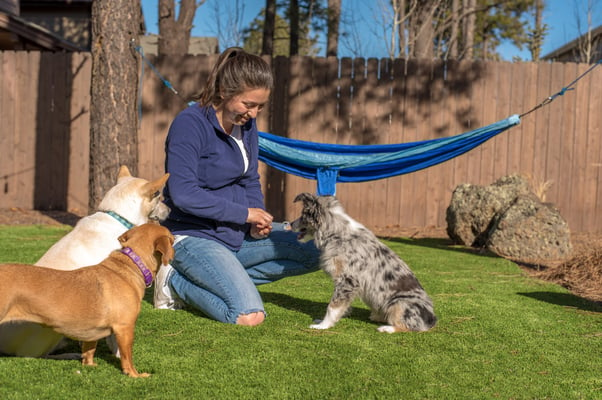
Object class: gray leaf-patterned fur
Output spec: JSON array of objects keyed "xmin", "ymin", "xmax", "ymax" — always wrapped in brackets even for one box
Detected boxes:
[{"xmin": 291, "ymin": 193, "xmax": 437, "ymax": 333}]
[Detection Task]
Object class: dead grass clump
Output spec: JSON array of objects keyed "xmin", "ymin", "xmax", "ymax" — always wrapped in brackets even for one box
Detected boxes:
[
  {"xmin": 523, "ymin": 173, "xmax": 554, "ymax": 202},
  {"xmin": 535, "ymin": 246, "xmax": 602, "ymax": 302}
]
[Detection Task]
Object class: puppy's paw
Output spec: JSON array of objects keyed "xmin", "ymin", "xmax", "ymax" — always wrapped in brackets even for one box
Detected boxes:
[
  {"xmin": 309, "ymin": 319, "xmax": 333, "ymax": 330},
  {"xmin": 377, "ymin": 325, "xmax": 397, "ymax": 334}
]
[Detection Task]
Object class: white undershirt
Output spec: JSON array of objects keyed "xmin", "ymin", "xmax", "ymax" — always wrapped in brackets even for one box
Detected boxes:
[{"xmin": 230, "ymin": 125, "xmax": 249, "ymax": 173}]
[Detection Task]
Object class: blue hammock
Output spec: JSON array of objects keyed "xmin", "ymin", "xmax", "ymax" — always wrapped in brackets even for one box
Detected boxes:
[{"xmin": 258, "ymin": 114, "xmax": 520, "ymax": 195}]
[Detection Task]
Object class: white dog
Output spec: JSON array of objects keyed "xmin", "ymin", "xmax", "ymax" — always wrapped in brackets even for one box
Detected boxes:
[{"xmin": 0, "ymin": 165, "xmax": 169, "ymax": 357}]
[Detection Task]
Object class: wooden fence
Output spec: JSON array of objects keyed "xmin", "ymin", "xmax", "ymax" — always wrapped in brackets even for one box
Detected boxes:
[{"xmin": 1, "ymin": 51, "xmax": 601, "ymax": 232}]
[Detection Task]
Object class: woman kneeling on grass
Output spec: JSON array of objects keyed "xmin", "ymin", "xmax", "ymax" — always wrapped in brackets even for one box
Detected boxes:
[{"xmin": 154, "ymin": 47, "xmax": 320, "ymax": 326}]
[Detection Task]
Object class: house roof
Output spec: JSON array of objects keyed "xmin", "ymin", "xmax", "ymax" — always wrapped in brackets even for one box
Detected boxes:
[
  {"xmin": 542, "ymin": 24, "xmax": 602, "ymax": 61},
  {"xmin": 0, "ymin": 11, "xmax": 84, "ymax": 51},
  {"xmin": 139, "ymin": 34, "xmax": 219, "ymax": 56}
]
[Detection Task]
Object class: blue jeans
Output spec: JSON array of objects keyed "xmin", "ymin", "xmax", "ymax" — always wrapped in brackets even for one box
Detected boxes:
[{"xmin": 168, "ymin": 223, "xmax": 320, "ymax": 324}]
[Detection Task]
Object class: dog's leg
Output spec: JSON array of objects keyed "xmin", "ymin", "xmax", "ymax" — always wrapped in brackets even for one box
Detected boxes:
[
  {"xmin": 310, "ymin": 301, "xmax": 351, "ymax": 329},
  {"xmin": 377, "ymin": 324, "xmax": 410, "ymax": 333},
  {"xmin": 310, "ymin": 278, "xmax": 357, "ymax": 330},
  {"xmin": 113, "ymin": 327, "xmax": 149, "ymax": 378},
  {"xmin": 81, "ymin": 341, "xmax": 98, "ymax": 366},
  {"xmin": 377, "ymin": 305, "xmax": 410, "ymax": 333}
]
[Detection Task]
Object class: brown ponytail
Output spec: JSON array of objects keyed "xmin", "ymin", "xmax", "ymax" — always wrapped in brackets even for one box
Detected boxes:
[{"xmin": 194, "ymin": 47, "xmax": 273, "ymax": 107}]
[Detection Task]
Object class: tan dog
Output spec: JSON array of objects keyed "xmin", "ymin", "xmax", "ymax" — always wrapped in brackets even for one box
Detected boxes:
[
  {"xmin": 0, "ymin": 165, "xmax": 170, "ymax": 358},
  {"xmin": 0, "ymin": 224, "xmax": 174, "ymax": 378}
]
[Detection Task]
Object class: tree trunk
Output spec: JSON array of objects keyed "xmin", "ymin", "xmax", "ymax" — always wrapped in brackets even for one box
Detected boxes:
[
  {"xmin": 449, "ymin": 0, "xmax": 459, "ymax": 58},
  {"xmin": 89, "ymin": 0, "xmax": 140, "ymax": 210},
  {"xmin": 262, "ymin": 0, "xmax": 276, "ymax": 55},
  {"xmin": 463, "ymin": 0, "xmax": 475, "ymax": 59},
  {"xmin": 289, "ymin": 0, "xmax": 299, "ymax": 56},
  {"xmin": 527, "ymin": 0, "xmax": 544, "ymax": 61},
  {"xmin": 326, "ymin": 0, "xmax": 341, "ymax": 57},
  {"xmin": 413, "ymin": 3, "xmax": 434, "ymax": 59},
  {"xmin": 396, "ymin": 0, "xmax": 406, "ymax": 58},
  {"xmin": 158, "ymin": 0, "xmax": 201, "ymax": 56}
]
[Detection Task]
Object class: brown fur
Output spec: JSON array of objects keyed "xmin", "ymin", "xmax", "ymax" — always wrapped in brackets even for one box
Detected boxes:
[
  {"xmin": 0, "ymin": 224, "xmax": 174, "ymax": 377},
  {"xmin": 0, "ymin": 165, "xmax": 170, "ymax": 358}
]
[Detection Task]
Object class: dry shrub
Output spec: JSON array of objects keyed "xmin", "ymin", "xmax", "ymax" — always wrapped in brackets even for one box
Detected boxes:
[
  {"xmin": 536, "ymin": 246, "xmax": 602, "ymax": 302},
  {"xmin": 523, "ymin": 173, "xmax": 554, "ymax": 202}
]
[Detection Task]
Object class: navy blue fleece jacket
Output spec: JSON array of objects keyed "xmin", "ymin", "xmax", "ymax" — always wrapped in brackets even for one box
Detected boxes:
[{"xmin": 162, "ymin": 104, "xmax": 265, "ymax": 250}]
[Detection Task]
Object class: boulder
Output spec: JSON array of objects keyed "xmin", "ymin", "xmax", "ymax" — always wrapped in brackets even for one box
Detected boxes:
[
  {"xmin": 487, "ymin": 194, "xmax": 572, "ymax": 262},
  {"xmin": 446, "ymin": 174, "xmax": 572, "ymax": 263},
  {"xmin": 446, "ymin": 175, "xmax": 530, "ymax": 246}
]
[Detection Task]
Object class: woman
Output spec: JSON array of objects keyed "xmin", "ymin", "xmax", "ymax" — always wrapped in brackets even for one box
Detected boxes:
[{"xmin": 154, "ymin": 47, "xmax": 319, "ymax": 326}]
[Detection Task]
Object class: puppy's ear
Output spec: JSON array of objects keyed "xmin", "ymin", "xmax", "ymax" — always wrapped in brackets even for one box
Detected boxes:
[
  {"xmin": 142, "ymin": 173, "xmax": 170, "ymax": 199},
  {"xmin": 155, "ymin": 235, "xmax": 175, "ymax": 265},
  {"xmin": 302, "ymin": 197, "xmax": 323, "ymax": 228},
  {"xmin": 294, "ymin": 192, "xmax": 316, "ymax": 204}
]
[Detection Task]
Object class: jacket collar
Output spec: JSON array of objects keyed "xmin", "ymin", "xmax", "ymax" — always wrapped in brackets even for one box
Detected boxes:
[{"xmin": 201, "ymin": 104, "xmax": 254, "ymax": 136}]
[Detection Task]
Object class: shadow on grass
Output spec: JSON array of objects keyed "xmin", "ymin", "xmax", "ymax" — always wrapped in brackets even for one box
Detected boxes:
[
  {"xmin": 261, "ymin": 291, "xmax": 372, "ymax": 323},
  {"xmin": 19, "ymin": 336, "xmax": 126, "ymax": 375},
  {"xmin": 40, "ymin": 211, "xmax": 82, "ymax": 227},
  {"xmin": 517, "ymin": 291, "xmax": 601, "ymax": 313},
  {"xmin": 381, "ymin": 237, "xmax": 501, "ymax": 259}
]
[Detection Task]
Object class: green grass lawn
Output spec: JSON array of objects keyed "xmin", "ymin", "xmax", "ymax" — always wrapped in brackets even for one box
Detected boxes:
[{"xmin": 0, "ymin": 225, "xmax": 600, "ymax": 400}]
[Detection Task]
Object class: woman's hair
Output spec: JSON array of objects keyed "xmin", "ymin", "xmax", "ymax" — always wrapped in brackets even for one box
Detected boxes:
[{"xmin": 195, "ymin": 47, "xmax": 273, "ymax": 107}]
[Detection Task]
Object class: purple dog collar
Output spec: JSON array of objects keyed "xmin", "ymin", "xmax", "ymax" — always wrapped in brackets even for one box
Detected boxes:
[{"xmin": 121, "ymin": 247, "xmax": 153, "ymax": 288}]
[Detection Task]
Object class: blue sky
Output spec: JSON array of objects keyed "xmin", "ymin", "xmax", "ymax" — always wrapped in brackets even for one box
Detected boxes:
[{"xmin": 141, "ymin": 0, "xmax": 602, "ymax": 61}]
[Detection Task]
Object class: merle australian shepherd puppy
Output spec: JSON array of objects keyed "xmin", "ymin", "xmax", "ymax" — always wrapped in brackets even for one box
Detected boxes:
[{"xmin": 291, "ymin": 193, "xmax": 437, "ymax": 333}]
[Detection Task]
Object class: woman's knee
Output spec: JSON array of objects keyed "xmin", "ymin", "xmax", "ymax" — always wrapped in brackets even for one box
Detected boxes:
[{"xmin": 235, "ymin": 311, "xmax": 265, "ymax": 326}]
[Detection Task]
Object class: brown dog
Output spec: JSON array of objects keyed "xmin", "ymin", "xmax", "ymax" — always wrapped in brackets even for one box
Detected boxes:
[
  {"xmin": 0, "ymin": 165, "xmax": 170, "ymax": 358},
  {"xmin": 0, "ymin": 223, "xmax": 174, "ymax": 378}
]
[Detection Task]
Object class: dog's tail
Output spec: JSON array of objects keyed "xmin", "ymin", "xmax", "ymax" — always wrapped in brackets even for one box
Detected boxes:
[{"xmin": 388, "ymin": 299, "xmax": 437, "ymax": 332}]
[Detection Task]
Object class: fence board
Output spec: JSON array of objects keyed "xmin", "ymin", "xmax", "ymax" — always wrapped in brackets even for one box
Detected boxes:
[
  {"xmin": 1, "ymin": 51, "xmax": 601, "ymax": 233},
  {"xmin": 507, "ymin": 62, "xmax": 525, "ymax": 174},
  {"xmin": 67, "ymin": 53, "xmax": 91, "ymax": 213},
  {"xmin": 584, "ymin": 66, "xmax": 601, "ymax": 232},
  {"xmin": 1, "ymin": 52, "xmax": 17, "ymax": 207},
  {"xmin": 570, "ymin": 64, "xmax": 591, "ymax": 230},
  {"xmin": 557, "ymin": 63, "xmax": 578, "ymax": 218},
  {"xmin": 372, "ymin": 59, "xmax": 392, "ymax": 228},
  {"xmin": 15, "ymin": 51, "xmax": 36, "ymax": 209},
  {"xmin": 35, "ymin": 52, "xmax": 71, "ymax": 210},
  {"xmin": 546, "ymin": 63, "xmax": 565, "ymax": 205},
  {"xmin": 492, "ymin": 62, "xmax": 511, "ymax": 179}
]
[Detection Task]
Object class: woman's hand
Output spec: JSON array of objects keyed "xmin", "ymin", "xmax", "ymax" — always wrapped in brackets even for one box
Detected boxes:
[
  {"xmin": 250, "ymin": 224, "xmax": 272, "ymax": 239},
  {"xmin": 247, "ymin": 208, "xmax": 273, "ymax": 239}
]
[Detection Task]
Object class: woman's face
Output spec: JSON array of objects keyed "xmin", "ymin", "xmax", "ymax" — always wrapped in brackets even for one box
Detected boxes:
[{"xmin": 218, "ymin": 87, "xmax": 270, "ymax": 132}]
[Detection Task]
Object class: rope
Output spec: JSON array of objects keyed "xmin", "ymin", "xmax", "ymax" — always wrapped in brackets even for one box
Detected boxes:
[
  {"xmin": 131, "ymin": 41, "xmax": 196, "ymax": 108},
  {"xmin": 519, "ymin": 58, "xmax": 602, "ymax": 118}
]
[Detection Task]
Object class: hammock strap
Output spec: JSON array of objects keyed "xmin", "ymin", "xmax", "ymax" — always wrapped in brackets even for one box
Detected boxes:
[{"xmin": 520, "ymin": 58, "xmax": 602, "ymax": 118}]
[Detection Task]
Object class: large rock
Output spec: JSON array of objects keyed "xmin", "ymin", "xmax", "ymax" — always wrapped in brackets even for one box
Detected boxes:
[
  {"xmin": 446, "ymin": 175, "xmax": 530, "ymax": 246},
  {"xmin": 487, "ymin": 194, "xmax": 572, "ymax": 262},
  {"xmin": 446, "ymin": 174, "xmax": 572, "ymax": 263}
]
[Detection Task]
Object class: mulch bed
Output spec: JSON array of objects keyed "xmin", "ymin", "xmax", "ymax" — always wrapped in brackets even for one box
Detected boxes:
[
  {"xmin": 1, "ymin": 209, "xmax": 601, "ymax": 306},
  {"xmin": 532, "ymin": 246, "xmax": 602, "ymax": 303}
]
